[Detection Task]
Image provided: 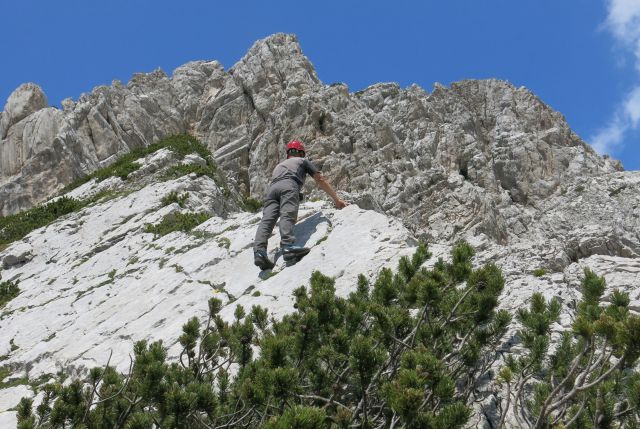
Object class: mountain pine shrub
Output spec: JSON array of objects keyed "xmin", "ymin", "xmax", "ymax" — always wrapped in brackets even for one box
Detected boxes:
[
  {"xmin": 496, "ymin": 269, "xmax": 640, "ymax": 428},
  {"xmin": 16, "ymin": 242, "xmax": 514, "ymax": 428},
  {"xmin": 242, "ymin": 197, "xmax": 263, "ymax": 213},
  {"xmin": 161, "ymin": 191, "xmax": 189, "ymax": 208},
  {"xmin": 16, "ymin": 243, "xmax": 637, "ymax": 428}
]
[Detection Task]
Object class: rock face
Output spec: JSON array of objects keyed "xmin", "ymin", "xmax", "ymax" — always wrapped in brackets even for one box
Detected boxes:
[
  {"xmin": 2, "ymin": 33, "xmax": 633, "ymax": 279},
  {"xmin": 0, "ymin": 147, "xmax": 416, "ymax": 421},
  {"xmin": 0, "ymin": 33, "xmax": 639, "ymax": 426},
  {"xmin": 0, "ymin": 34, "xmax": 623, "ymax": 221}
]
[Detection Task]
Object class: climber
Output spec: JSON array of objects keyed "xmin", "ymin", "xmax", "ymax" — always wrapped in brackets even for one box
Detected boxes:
[{"xmin": 253, "ymin": 140, "xmax": 349, "ymax": 270}]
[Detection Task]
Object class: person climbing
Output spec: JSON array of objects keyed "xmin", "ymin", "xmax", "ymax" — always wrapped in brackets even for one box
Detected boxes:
[{"xmin": 253, "ymin": 140, "xmax": 349, "ymax": 270}]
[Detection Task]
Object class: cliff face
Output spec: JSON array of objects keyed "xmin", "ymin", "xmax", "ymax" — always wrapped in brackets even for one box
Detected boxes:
[
  {"xmin": 0, "ymin": 33, "xmax": 639, "ymax": 427},
  {"xmin": 1, "ymin": 33, "xmax": 636, "ymax": 277}
]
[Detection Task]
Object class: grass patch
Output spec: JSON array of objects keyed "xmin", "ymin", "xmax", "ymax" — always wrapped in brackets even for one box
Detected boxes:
[
  {"xmin": 315, "ymin": 235, "xmax": 328, "ymax": 245},
  {"xmin": 217, "ymin": 237, "xmax": 231, "ymax": 249},
  {"xmin": 127, "ymin": 256, "xmax": 139, "ymax": 265},
  {"xmin": 74, "ymin": 279, "xmax": 113, "ymax": 301},
  {"xmin": 0, "ymin": 280, "xmax": 20, "ymax": 308},
  {"xmin": 108, "ymin": 269, "xmax": 117, "ymax": 280},
  {"xmin": 172, "ymin": 264, "xmax": 184, "ymax": 273},
  {"xmin": 161, "ymin": 191, "xmax": 189, "ymax": 208},
  {"xmin": 532, "ymin": 268, "xmax": 547, "ymax": 277},
  {"xmin": 0, "ymin": 189, "xmax": 130, "ymax": 250},
  {"xmin": 0, "ymin": 367, "xmax": 25, "ymax": 389},
  {"xmin": 243, "ymin": 197, "xmax": 263, "ymax": 213},
  {"xmin": 145, "ymin": 212, "xmax": 211, "ymax": 237},
  {"xmin": 29, "ymin": 373, "xmax": 55, "ymax": 392},
  {"xmin": 609, "ymin": 185, "xmax": 627, "ymax": 197},
  {"xmin": 264, "ymin": 271, "xmax": 278, "ymax": 279}
]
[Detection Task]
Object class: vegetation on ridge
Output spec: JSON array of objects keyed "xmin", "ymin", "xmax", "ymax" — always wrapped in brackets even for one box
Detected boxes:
[
  {"xmin": 0, "ymin": 135, "xmax": 235, "ymax": 250},
  {"xmin": 60, "ymin": 134, "xmax": 220, "ymax": 193},
  {"xmin": 145, "ymin": 212, "xmax": 211, "ymax": 237},
  {"xmin": 15, "ymin": 243, "xmax": 508, "ymax": 428},
  {"xmin": 12, "ymin": 243, "xmax": 640, "ymax": 428},
  {"xmin": 0, "ymin": 196, "xmax": 82, "ymax": 250}
]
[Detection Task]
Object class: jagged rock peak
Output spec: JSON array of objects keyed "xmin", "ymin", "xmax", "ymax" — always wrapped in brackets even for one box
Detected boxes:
[
  {"xmin": 229, "ymin": 33, "xmax": 321, "ymax": 114},
  {"xmin": 0, "ymin": 83, "xmax": 48, "ymax": 139}
]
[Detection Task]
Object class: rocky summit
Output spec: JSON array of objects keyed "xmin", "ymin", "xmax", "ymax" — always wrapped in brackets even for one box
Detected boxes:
[{"xmin": 0, "ymin": 33, "xmax": 638, "ymax": 427}]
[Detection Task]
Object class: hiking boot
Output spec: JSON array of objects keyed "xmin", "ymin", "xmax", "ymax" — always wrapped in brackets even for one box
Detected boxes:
[
  {"xmin": 282, "ymin": 245, "xmax": 310, "ymax": 263},
  {"xmin": 254, "ymin": 250, "xmax": 275, "ymax": 270}
]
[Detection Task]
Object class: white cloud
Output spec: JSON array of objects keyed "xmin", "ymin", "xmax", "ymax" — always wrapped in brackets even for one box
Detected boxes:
[
  {"xmin": 591, "ymin": 119, "xmax": 625, "ymax": 154},
  {"xmin": 591, "ymin": 84, "xmax": 640, "ymax": 154},
  {"xmin": 624, "ymin": 85, "xmax": 640, "ymax": 126},
  {"xmin": 590, "ymin": 0, "xmax": 640, "ymax": 155}
]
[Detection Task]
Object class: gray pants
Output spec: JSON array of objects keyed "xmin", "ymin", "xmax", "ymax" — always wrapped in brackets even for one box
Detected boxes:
[{"xmin": 254, "ymin": 179, "xmax": 300, "ymax": 251}]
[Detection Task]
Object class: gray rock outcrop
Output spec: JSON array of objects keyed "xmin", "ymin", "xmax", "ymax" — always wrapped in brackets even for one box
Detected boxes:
[
  {"xmin": 0, "ymin": 83, "xmax": 48, "ymax": 139},
  {"xmin": 0, "ymin": 34, "xmax": 639, "ymax": 426}
]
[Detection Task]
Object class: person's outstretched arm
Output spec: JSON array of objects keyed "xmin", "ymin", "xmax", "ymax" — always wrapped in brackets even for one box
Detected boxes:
[{"xmin": 313, "ymin": 172, "xmax": 349, "ymax": 208}]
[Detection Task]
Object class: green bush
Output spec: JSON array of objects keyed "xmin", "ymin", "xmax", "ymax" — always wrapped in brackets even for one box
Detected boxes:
[
  {"xmin": 162, "ymin": 163, "xmax": 218, "ymax": 181},
  {"xmin": 497, "ymin": 269, "xmax": 640, "ymax": 428},
  {"xmin": 0, "ymin": 280, "xmax": 20, "ymax": 308},
  {"xmin": 532, "ymin": 268, "xmax": 547, "ymax": 277},
  {"xmin": 0, "ymin": 196, "xmax": 81, "ymax": 248},
  {"xmin": 217, "ymin": 237, "xmax": 231, "ymax": 249},
  {"xmin": 243, "ymin": 197, "xmax": 263, "ymax": 213},
  {"xmin": 17, "ymin": 243, "xmax": 517, "ymax": 428},
  {"xmin": 161, "ymin": 191, "xmax": 189, "ymax": 208},
  {"xmin": 12, "ymin": 240, "xmax": 638, "ymax": 429},
  {"xmin": 144, "ymin": 212, "xmax": 211, "ymax": 237}
]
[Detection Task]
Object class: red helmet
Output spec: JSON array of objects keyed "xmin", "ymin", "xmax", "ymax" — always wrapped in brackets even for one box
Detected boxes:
[{"xmin": 286, "ymin": 140, "xmax": 306, "ymax": 157}]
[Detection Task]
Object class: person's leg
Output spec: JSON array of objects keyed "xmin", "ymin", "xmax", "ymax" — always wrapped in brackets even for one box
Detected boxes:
[
  {"xmin": 279, "ymin": 187, "xmax": 309, "ymax": 264},
  {"xmin": 278, "ymin": 186, "xmax": 300, "ymax": 247},
  {"xmin": 253, "ymin": 195, "xmax": 280, "ymax": 252}
]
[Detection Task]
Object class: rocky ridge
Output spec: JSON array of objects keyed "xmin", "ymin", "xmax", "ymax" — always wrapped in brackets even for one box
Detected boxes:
[
  {"xmin": 1, "ymin": 34, "xmax": 635, "ymax": 269},
  {"xmin": 0, "ymin": 33, "xmax": 639, "ymax": 426}
]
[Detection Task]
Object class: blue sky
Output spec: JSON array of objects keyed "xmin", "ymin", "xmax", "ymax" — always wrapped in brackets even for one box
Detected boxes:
[{"xmin": 2, "ymin": 0, "xmax": 639, "ymax": 170}]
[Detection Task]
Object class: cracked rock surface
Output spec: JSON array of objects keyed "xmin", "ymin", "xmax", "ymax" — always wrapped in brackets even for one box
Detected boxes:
[{"xmin": 0, "ymin": 146, "xmax": 417, "ymax": 418}]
